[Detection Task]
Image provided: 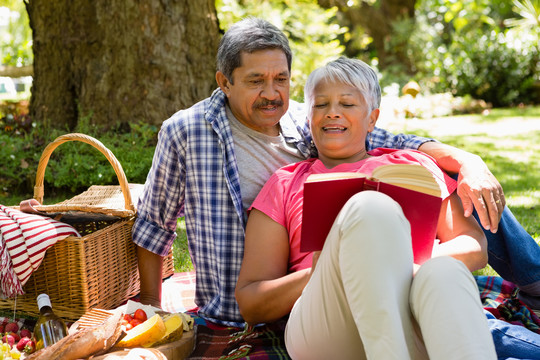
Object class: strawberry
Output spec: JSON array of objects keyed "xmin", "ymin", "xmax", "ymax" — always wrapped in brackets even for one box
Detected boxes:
[
  {"xmin": 2, "ymin": 333, "xmax": 15, "ymax": 347},
  {"xmin": 4, "ymin": 322, "xmax": 19, "ymax": 334},
  {"xmin": 8, "ymin": 331, "xmax": 20, "ymax": 342},
  {"xmin": 129, "ymin": 319, "xmax": 143, "ymax": 328},
  {"xmin": 16, "ymin": 337, "xmax": 30, "ymax": 352},
  {"xmin": 24, "ymin": 339, "xmax": 36, "ymax": 353},
  {"xmin": 19, "ymin": 328, "xmax": 32, "ymax": 339}
]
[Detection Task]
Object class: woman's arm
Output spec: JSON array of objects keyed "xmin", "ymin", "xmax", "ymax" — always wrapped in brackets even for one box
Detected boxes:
[
  {"xmin": 432, "ymin": 192, "xmax": 489, "ymax": 272},
  {"xmin": 235, "ymin": 209, "xmax": 312, "ymax": 325}
]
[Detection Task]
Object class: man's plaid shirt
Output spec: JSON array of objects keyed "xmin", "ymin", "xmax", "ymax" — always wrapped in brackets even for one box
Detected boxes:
[{"xmin": 133, "ymin": 88, "xmax": 432, "ymax": 326}]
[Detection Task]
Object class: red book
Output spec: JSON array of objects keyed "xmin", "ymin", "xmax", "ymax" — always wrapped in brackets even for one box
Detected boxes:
[{"xmin": 300, "ymin": 164, "xmax": 443, "ymax": 265}]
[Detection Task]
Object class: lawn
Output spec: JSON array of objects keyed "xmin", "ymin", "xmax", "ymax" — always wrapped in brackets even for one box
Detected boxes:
[{"xmin": 174, "ymin": 105, "xmax": 540, "ymax": 276}]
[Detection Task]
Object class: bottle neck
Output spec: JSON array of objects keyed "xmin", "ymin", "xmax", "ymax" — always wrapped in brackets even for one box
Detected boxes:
[{"xmin": 39, "ymin": 305, "xmax": 54, "ymax": 315}]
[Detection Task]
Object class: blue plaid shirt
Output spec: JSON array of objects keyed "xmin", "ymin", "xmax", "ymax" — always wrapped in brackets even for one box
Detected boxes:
[{"xmin": 133, "ymin": 88, "xmax": 432, "ymax": 326}]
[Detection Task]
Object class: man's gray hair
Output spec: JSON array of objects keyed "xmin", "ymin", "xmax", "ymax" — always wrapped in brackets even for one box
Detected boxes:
[
  {"xmin": 217, "ymin": 17, "xmax": 292, "ymax": 83},
  {"xmin": 304, "ymin": 57, "xmax": 381, "ymax": 112}
]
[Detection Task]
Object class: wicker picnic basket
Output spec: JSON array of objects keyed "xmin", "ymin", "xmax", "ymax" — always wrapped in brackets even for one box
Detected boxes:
[{"xmin": 0, "ymin": 133, "xmax": 174, "ymax": 321}]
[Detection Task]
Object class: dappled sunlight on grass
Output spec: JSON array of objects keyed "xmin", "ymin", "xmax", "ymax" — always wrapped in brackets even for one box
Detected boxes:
[{"xmin": 480, "ymin": 106, "xmax": 540, "ymax": 123}]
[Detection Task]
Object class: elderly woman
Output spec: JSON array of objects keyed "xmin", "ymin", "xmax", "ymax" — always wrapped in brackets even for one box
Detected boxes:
[{"xmin": 235, "ymin": 57, "xmax": 497, "ymax": 360}]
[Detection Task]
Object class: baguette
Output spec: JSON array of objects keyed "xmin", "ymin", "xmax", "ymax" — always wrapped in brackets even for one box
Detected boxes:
[{"xmin": 25, "ymin": 309, "xmax": 123, "ymax": 360}]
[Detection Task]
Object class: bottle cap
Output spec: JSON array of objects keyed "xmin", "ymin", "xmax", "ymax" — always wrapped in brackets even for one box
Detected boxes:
[{"xmin": 37, "ymin": 293, "xmax": 52, "ymax": 309}]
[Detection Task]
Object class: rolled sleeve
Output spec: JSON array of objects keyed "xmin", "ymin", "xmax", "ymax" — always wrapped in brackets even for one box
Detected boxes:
[
  {"xmin": 132, "ymin": 117, "xmax": 186, "ymax": 256},
  {"xmin": 132, "ymin": 215, "xmax": 177, "ymax": 256}
]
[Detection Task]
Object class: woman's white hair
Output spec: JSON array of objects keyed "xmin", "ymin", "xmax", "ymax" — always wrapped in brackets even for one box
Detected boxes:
[{"xmin": 304, "ymin": 57, "xmax": 381, "ymax": 112}]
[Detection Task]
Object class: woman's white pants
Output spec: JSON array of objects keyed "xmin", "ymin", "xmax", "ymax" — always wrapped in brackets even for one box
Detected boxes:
[{"xmin": 285, "ymin": 191, "xmax": 497, "ymax": 360}]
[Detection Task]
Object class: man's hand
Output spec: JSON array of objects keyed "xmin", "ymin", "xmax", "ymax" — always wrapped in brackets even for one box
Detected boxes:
[
  {"xmin": 456, "ymin": 159, "xmax": 505, "ymax": 233},
  {"xmin": 418, "ymin": 141, "xmax": 505, "ymax": 233}
]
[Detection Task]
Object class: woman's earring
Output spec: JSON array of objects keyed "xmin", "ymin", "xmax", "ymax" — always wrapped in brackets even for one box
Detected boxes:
[{"xmin": 368, "ymin": 131, "xmax": 373, "ymax": 149}]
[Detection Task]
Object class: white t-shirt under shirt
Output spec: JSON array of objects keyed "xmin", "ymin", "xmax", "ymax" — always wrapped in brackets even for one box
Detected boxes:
[{"xmin": 226, "ymin": 106, "xmax": 305, "ymax": 216}]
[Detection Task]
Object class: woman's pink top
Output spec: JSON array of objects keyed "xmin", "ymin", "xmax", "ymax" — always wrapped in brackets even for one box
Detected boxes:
[{"xmin": 250, "ymin": 148, "xmax": 457, "ymax": 273}]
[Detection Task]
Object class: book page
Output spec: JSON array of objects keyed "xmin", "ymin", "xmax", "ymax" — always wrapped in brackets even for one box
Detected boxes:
[
  {"xmin": 306, "ymin": 172, "xmax": 367, "ymax": 183},
  {"xmin": 371, "ymin": 164, "xmax": 441, "ymax": 197}
]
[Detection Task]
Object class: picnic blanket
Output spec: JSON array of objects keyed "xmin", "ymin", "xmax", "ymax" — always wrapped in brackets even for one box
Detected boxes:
[
  {"xmin": 477, "ymin": 275, "xmax": 540, "ymax": 334},
  {"xmin": 2, "ymin": 273, "xmax": 540, "ymax": 359},
  {"xmin": 184, "ymin": 275, "xmax": 540, "ymax": 359},
  {"xmin": 187, "ymin": 320, "xmax": 289, "ymax": 360},
  {"xmin": 0, "ymin": 204, "xmax": 80, "ymax": 298}
]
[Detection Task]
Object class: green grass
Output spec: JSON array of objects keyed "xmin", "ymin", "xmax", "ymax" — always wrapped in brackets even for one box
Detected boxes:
[{"xmin": 173, "ymin": 218, "xmax": 192, "ymax": 273}]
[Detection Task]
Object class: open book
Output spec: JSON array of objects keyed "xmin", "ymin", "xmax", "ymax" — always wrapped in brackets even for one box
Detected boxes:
[{"xmin": 300, "ymin": 164, "xmax": 443, "ymax": 265}]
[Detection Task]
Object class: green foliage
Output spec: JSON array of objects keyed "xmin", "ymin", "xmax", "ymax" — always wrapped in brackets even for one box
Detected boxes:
[
  {"xmin": 216, "ymin": 0, "xmax": 346, "ymax": 102},
  {"xmin": 404, "ymin": 0, "xmax": 539, "ymax": 107},
  {"xmin": 436, "ymin": 30, "xmax": 537, "ymax": 106},
  {"xmin": 505, "ymin": 0, "xmax": 540, "ymax": 34},
  {"xmin": 0, "ymin": 0, "xmax": 32, "ymax": 66},
  {"xmin": 377, "ymin": 16, "xmax": 418, "ymax": 89},
  {"xmin": 0, "ymin": 102, "xmax": 158, "ymax": 203}
]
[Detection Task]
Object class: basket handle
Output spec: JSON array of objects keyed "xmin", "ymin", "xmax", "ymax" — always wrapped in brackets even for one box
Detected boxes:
[{"xmin": 34, "ymin": 133, "xmax": 135, "ymax": 212}]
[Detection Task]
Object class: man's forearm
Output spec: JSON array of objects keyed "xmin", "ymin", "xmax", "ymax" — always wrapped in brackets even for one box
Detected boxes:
[
  {"xmin": 136, "ymin": 245, "xmax": 164, "ymax": 308},
  {"xmin": 417, "ymin": 141, "xmax": 481, "ymax": 174}
]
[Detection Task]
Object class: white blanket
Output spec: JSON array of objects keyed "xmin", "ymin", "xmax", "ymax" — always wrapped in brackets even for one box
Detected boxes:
[{"xmin": 0, "ymin": 205, "xmax": 80, "ymax": 298}]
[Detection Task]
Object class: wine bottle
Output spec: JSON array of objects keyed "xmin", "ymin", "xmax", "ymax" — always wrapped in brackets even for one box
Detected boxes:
[{"xmin": 33, "ymin": 294, "xmax": 68, "ymax": 350}]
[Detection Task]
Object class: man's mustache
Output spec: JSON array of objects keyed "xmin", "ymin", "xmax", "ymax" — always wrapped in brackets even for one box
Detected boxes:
[{"xmin": 253, "ymin": 99, "xmax": 284, "ymax": 109}]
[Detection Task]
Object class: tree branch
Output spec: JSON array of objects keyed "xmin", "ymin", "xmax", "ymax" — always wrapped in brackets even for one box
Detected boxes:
[{"xmin": 0, "ymin": 65, "xmax": 34, "ymax": 78}]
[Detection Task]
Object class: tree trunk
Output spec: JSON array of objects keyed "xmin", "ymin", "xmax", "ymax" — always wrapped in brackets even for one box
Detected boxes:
[
  {"xmin": 318, "ymin": 0, "xmax": 416, "ymax": 72},
  {"xmin": 25, "ymin": 0, "xmax": 220, "ymax": 130}
]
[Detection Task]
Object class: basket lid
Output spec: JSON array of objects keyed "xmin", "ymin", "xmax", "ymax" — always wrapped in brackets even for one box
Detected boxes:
[{"xmin": 34, "ymin": 184, "xmax": 144, "ymax": 218}]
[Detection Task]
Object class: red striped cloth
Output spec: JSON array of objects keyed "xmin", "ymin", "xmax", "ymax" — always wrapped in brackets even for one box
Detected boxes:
[
  {"xmin": 160, "ymin": 271, "xmax": 197, "ymax": 313},
  {"xmin": 0, "ymin": 205, "xmax": 80, "ymax": 298}
]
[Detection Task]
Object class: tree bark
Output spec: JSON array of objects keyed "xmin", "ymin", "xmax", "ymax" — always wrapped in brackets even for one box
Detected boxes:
[
  {"xmin": 317, "ymin": 0, "xmax": 416, "ymax": 72},
  {"xmin": 25, "ymin": 0, "xmax": 220, "ymax": 129}
]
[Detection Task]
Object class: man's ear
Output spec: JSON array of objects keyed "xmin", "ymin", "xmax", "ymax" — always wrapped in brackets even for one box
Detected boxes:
[
  {"xmin": 368, "ymin": 108, "xmax": 380, "ymax": 132},
  {"xmin": 216, "ymin": 71, "xmax": 232, "ymax": 97}
]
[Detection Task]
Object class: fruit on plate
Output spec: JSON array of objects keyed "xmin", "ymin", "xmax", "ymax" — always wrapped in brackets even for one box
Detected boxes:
[
  {"xmin": 179, "ymin": 313, "xmax": 194, "ymax": 331},
  {"xmin": 144, "ymin": 313, "xmax": 184, "ymax": 348},
  {"xmin": 133, "ymin": 309, "xmax": 148, "ymax": 322},
  {"xmin": 116, "ymin": 314, "xmax": 166, "ymax": 348}
]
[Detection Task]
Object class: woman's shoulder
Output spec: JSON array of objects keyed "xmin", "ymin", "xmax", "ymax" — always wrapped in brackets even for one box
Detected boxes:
[
  {"xmin": 275, "ymin": 158, "xmax": 317, "ymax": 176},
  {"xmin": 265, "ymin": 158, "xmax": 317, "ymax": 189}
]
